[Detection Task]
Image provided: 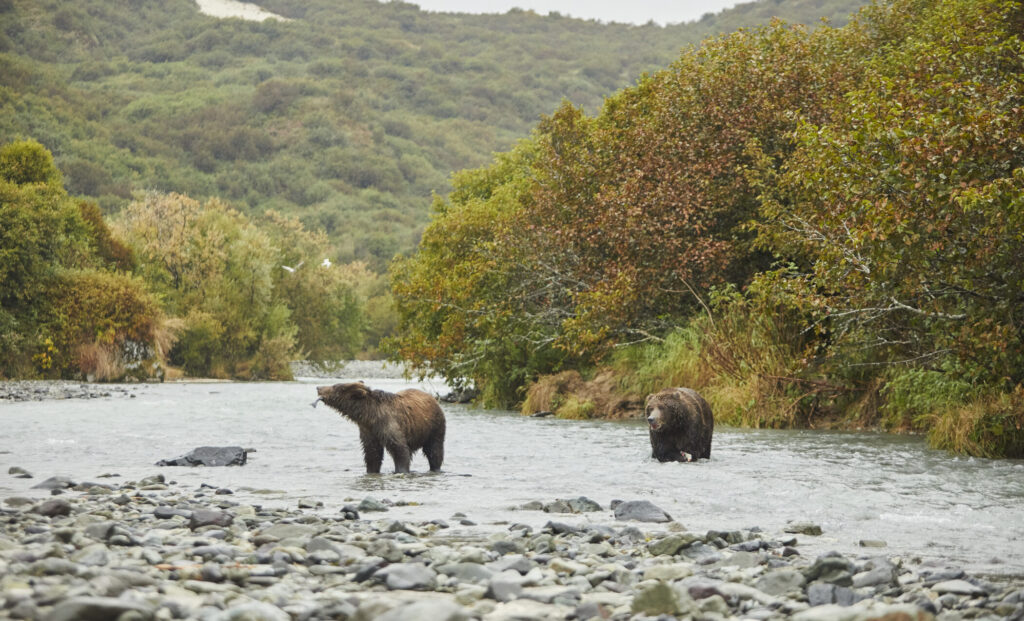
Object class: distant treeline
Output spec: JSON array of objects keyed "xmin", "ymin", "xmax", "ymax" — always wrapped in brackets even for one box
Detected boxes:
[
  {"xmin": 0, "ymin": 0, "xmax": 863, "ymax": 271},
  {"xmin": 388, "ymin": 0, "xmax": 1024, "ymax": 457}
]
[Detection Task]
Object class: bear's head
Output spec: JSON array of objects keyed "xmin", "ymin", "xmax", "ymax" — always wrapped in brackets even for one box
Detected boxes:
[
  {"xmin": 644, "ymin": 390, "xmax": 680, "ymax": 432},
  {"xmin": 314, "ymin": 381, "xmax": 371, "ymax": 415}
]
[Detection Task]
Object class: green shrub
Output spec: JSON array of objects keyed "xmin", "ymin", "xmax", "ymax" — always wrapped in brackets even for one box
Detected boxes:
[
  {"xmin": 45, "ymin": 269, "xmax": 167, "ymax": 380},
  {"xmin": 172, "ymin": 311, "xmax": 224, "ymax": 378},
  {"xmin": 881, "ymin": 367, "xmax": 980, "ymax": 431}
]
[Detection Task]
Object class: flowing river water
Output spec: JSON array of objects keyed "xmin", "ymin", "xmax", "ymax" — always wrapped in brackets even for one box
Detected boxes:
[{"xmin": 2, "ymin": 369, "xmax": 1023, "ymax": 581}]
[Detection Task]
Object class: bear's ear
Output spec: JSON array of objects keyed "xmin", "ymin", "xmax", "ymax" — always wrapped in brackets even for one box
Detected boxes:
[
  {"xmin": 348, "ymin": 382, "xmax": 370, "ymax": 398},
  {"xmin": 644, "ymin": 393, "xmax": 654, "ymax": 407}
]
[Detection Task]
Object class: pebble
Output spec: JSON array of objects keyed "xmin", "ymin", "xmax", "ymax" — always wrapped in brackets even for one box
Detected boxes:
[{"xmin": 0, "ymin": 477, "xmax": 1020, "ymax": 621}]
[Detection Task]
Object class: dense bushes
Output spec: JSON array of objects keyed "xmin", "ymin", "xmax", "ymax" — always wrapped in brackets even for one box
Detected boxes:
[
  {"xmin": 0, "ymin": 140, "xmax": 165, "ymax": 379},
  {"xmin": 114, "ymin": 192, "xmax": 370, "ymax": 379},
  {"xmin": 0, "ymin": 140, "xmax": 373, "ymax": 380},
  {"xmin": 389, "ymin": 0, "xmax": 1024, "ymax": 456}
]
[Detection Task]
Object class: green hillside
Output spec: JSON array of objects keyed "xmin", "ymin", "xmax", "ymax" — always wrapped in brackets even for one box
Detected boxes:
[{"xmin": 0, "ymin": 0, "xmax": 865, "ymax": 269}]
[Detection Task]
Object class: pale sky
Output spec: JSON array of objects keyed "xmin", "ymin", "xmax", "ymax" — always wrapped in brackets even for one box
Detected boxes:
[{"xmin": 402, "ymin": 0, "xmax": 749, "ymax": 25}]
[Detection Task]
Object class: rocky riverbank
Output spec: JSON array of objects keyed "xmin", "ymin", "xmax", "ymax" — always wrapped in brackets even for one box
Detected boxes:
[
  {"xmin": 0, "ymin": 381, "xmax": 141, "ymax": 402},
  {"xmin": 2, "ymin": 473, "xmax": 1021, "ymax": 621}
]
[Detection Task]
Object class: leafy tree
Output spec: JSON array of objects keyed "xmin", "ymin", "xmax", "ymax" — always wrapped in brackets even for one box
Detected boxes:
[
  {"xmin": 756, "ymin": 0, "xmax": 1024, "ymax": 386},
  {"xmin": 389, "ymin": 18, "xmax": 866, "ymax": 404},
  {"xmin": 0, "ymin": 140, "xmax": 162, "ymax": 378},
  {"xmin": 260, "ymin": 210, "xmax": 366, "ymax": 361}
]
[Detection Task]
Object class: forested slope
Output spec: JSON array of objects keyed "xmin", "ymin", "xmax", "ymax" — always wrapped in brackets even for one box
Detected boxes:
[{"xmin": 0, "ymin": 0, "xmax": 864, "ymax": 269}]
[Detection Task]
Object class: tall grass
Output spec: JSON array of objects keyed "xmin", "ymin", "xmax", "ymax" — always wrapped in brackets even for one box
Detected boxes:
[
  {"xmin": 612, "ymin": 288, "xmax": 832, "ymax": 428},
  {"xmin": 924, "ymin": 387, "xmax": 1024, "ymax": 458}
]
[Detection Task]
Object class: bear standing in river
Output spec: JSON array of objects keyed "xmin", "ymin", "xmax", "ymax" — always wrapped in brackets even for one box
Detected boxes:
[
  {"xmin": 314, "ymin": 382, "xmax": 445, "ymax": 473},
  {"xmin": 645, "ymin": 387, "xmax": 714, "ymax": 462}
]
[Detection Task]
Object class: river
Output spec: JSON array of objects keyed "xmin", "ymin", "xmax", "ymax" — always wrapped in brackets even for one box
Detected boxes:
[{"xmin": 2, "ymin": 369, "xmax": 1022, "ymax": 581}]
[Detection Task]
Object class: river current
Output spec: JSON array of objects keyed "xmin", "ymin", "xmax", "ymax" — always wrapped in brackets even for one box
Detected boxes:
[{"xmin": 2, "ymin": 369, "xmax": 1022, "ymax": 579}]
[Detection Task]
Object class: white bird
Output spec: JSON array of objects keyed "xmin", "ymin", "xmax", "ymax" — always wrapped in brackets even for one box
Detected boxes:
[
  {"xmin": 321, "ymin": 258, "xmax": 332, "ymax": 268},
  {"xmin": 281, "ymin": 260, "xmax": 304, "ymax": 273}
]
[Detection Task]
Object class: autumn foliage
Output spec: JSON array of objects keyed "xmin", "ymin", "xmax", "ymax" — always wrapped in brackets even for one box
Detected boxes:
[{"xmin": 389, "ymin": 0, "xmax": 1024, "ymax": 456}]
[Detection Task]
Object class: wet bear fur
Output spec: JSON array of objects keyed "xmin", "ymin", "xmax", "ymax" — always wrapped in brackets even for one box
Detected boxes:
[
  {"xmin": 645, "ymin": 387, "xmax": 714, "ymax": 462},
  {"xmin": 316, "ymin": 382, "xmax": 445, "ymax": 473}
]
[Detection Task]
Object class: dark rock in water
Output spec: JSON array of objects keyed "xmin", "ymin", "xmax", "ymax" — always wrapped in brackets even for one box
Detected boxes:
[
  {"xmin": 613, "ymin": 500, "xmax": 672, "ymax": 523},
  {"xmin": 8, "ymin": 466, "xmax": 32, "ymax": 478},
  {"xmin": 784, "ymin": 521, "xmax": 823, "ymax": 536},
  {"xmin": 357, "ymin": 497, "xmax": 389, "ymax": 512},
  {"xmin": 31, "ymin": 475, "xmax": 75, "ymax": 490},
  {"xmin": 543, "ymin": 521, "xmax": 581, "ymax": 535},
  {"xmin": 156, "ymin": 446, "xmax": 247, "ymax": 467},
  {"xmin": 441, "ymin": 387, "xmax": 478, "ymax": 403},
  {"xmin": 138, "ymin": 474, "xmax": 165, "ymax": 486},
  {"xmin": 530, "ymin": 411, "xmax": 555, "ymax": 417},
  {"xmin": 543, "ymin": 499, "xmax": 573, "ymax": 513},
  {"xmin": 567, "ymin": 496, "xmax": 602, "ymax": 513}
]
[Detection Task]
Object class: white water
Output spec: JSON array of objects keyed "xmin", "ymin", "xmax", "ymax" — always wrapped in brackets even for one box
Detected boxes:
[
  {"xmin": 2, "ymin": 371, "xmax": 1023, "ymax": 579},
  {"xmin": 193, "ymin": 0, "xmax": 290, "ymax": 22}
]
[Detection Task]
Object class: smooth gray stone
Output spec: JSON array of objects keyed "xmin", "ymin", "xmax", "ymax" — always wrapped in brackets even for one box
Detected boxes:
[
  {"xmin": 648, "ymin": 533, "xmax": 701, "ymax": 556},
  {"xmin": 567, "ymin": 496, "xmax": 603, "ymax": 513},
  {"xmin": 32, "ymin": 476, "xmax": 75, "ymax": 490},
  {"xmin": 613, "ymin": 500, "xmax": 672, "ymax": 523},
  {"xmin": 378, "ymin": 563, "xmax": 437, "ymax": 590},
  {"xmin": 260, "ymin": 523, "xmax": 319, "ymax": 541},
  {"xmin": 806, "ymin": 582, "xmax": 867, "ymax": 607},
  {"xmin": 189, "ymin": 509, "xmax": 233, "ymax": 530},
  {"xmin": 932, "ymin": 579, "xmax": 988, "ymax": 596},
  {"xmin": 154, "ymin": 506, "xmax": 192, "ymax": 519},
  {"xmin": 357, "ymin": 497, "xmax": 389, "ymax": 512},
  {"xmin": 33, "ymin": 498, "xmax": 72, "ymax": 517},
  {"xmin": 803, "ymin": 555, "xmax": 855, "ymax": 586},
  {"xmin": 438, "ymin": 562, "xmax": 496, "ymax": 584},
  {"xmin": 486, "ymin": 573, "xmax": 524, "ymax": 602},
  {"xmin": 43, "ymin": 596, "xmax": 154, "ymax": 621},
  {"xmin": 376, "ymin": 600, "xmax": 469, "ymax": 621},
  {"xmin": 209, "ymin": 601, "xmax": 290, "ymax": 621},
  {"xmin": 755, "ymin": 568, "xmax": 806, "ymax": 596}
]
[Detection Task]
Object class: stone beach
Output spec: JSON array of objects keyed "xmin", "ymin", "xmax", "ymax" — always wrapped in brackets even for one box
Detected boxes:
[
  {"xmin": 2, "ymin": 473, "xmax": 1022, "ymax": 621},
  {"xmin": 0, "ymin": 381, "xmax": 141, "ymax": 402}
]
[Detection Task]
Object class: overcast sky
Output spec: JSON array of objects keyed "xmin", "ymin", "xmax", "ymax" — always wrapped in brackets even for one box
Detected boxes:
[{"xmin": 402, "ymin": 0, "xmax": 749, "ymax": 25}]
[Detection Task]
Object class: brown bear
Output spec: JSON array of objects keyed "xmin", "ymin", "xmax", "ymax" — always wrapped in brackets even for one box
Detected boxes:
[
  {"xmin": 645, "ymin": 387, "xmax": 714, "ymax": 462},
  {"xmin": 313, "ymin": 382, "xmax": 445, "ymax": 473}
]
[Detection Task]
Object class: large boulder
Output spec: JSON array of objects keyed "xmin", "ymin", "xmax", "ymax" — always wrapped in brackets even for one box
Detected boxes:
[{"xmin": 156, "ymin": 446, "xmax": 247, "ymax": 467}]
